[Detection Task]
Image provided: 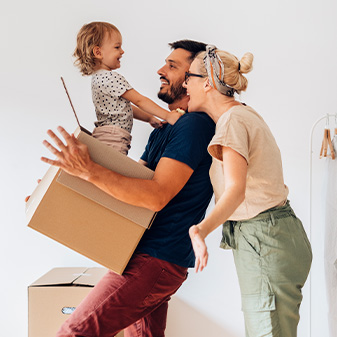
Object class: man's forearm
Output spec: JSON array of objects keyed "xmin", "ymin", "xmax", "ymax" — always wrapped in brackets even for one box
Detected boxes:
[
  {"xmin": 86, "ymin": 161, "xmax": 165, "ymax": 212},
  {"xmin": 41, "ymin": 127, "xmax": 193, "ymax": 213}
]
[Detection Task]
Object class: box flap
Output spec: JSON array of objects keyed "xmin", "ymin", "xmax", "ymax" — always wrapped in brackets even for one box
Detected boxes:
[
  {"xmin": 56, "ymin": 129, "xmax": 156, "ymax": 229},
  {"xmin": 73, "ymin": 267, "xmax": 108, "ymax": 286},
  {"xmin": 29, "ymin": 267, "xmax": 108, "ymax": 287},
  {"xmin": 29, "ymin": 267, "xmax": 88, "ymax": 287},
  {"xmin": 25, "ymin": 165, "xmax": 60, "ymax": 224}
]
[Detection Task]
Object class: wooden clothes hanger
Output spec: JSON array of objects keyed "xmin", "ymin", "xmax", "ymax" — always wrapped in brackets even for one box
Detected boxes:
[{"xmin": 320, "ymin": 124, "xmax": 335, "ymax": 160}]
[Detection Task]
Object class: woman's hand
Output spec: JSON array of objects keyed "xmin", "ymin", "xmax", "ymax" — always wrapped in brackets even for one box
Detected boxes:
[
  {"xmin": 41, "ymin": 126, "xmax": 95, "ymax": 180},
  {"xmin": 189, "ymin": 225, "xmax": 209, "ymax": 272}
]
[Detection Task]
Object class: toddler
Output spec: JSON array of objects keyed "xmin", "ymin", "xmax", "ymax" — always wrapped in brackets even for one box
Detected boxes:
[{"xmin": 73, "ymin": 21, "xmax": 182, "ymax": 155}]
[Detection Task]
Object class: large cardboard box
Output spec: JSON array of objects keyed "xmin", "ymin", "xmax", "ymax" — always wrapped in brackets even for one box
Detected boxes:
[
  {"xmin": 28, "ymin": 267, "xmax": 124, "ymax": 337},
  {"xmin": 26, "ymin": 128, "xmax": 156, "ymax": 274}
]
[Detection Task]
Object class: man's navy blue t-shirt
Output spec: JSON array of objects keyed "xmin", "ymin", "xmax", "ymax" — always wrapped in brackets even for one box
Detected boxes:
[{"xmin": 137, "ymin": 111, "xmax": 215, "ymax": 268}]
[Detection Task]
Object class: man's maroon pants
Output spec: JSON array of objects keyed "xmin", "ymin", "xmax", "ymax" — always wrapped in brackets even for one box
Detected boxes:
[{"xmin": 55, "ymin": 253, "xmax": 188, "ymax": 337}]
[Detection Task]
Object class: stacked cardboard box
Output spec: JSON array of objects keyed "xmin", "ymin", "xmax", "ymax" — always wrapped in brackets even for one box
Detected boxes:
[{"xmin": 28, "ymin": 267, "xmax": 124, "ymax": 337}]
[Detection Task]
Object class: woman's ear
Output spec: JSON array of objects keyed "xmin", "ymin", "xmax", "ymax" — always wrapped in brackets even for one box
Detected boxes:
[
  {"xmin": 93, "ymin": 46, "xmax": 102, "ymax": 59},
  {"xmin": 203, "ymin": 78, "xmax": 212, "ymax": 92}
]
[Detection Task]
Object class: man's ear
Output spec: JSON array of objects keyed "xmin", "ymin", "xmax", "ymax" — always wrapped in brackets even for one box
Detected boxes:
[{"xmin": 93, "ymin": 46, "xmax": 102, "ymax": 59}]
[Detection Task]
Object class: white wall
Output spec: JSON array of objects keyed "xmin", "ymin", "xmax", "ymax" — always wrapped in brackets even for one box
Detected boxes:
[{"xmin": 1, "ymin": 0, "xmax": 336, "ymax": 336}]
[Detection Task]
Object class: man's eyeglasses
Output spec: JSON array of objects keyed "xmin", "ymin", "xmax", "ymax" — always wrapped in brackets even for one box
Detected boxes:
[{"xmin": 184, "ymin": 71, "xmax": 206, "ymax": 83}]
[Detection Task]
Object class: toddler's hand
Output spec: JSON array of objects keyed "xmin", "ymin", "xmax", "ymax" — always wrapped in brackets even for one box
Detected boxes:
[
  {"xmin": 166, "ymin": 109, "xmax": 185, "ymax": 125},
  {"xmin": 149, "ymin": 116, "xmax": 164, "ymax": 129}
]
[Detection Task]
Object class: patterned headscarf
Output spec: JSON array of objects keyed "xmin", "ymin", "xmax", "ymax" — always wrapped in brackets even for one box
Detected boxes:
[{"xmin": 203, "ymin": 45, "xmax": 235, "ymax": 97}]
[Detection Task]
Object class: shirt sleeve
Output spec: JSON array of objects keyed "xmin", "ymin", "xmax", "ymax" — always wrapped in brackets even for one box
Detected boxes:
[
  {"xmin": 105, "ymin": 72, "xmax": 133, "ymax": 97},
  {"xmin": 162, "ymin": 113, "xmax": 214, "ymax": 170},
  {"xmin": 208, "ymin": 113, "xmax": 249, "ymax": 163}
]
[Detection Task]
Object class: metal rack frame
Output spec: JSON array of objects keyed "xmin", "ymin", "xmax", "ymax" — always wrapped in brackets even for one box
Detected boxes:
[{"xmin": 309, "ymin": 113, "xmax": 337, "ymax": 337}]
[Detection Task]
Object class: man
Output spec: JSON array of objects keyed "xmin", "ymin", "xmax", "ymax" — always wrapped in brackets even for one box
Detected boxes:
[{"xmin": 43, "ymin": 40, "xmax": 215, "ymax": 337}]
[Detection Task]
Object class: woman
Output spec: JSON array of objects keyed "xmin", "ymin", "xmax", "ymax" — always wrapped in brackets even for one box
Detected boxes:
[{"xmin": 186, "ymin": 45, "xmax": 312, "ymax": 337}]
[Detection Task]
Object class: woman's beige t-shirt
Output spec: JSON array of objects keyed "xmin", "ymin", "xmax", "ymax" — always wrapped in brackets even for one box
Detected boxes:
[{"xmin": 208, "ymin": 104, "xmax": 289, "ymax": 220}]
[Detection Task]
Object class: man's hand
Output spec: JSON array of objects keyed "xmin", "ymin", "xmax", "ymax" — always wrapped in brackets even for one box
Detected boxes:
[
  {"xmin": 41, "ymin": 126, "xmax": 95, "ymax": 180},
  {"xmin": 189, "ymin": 225, "xmax": 209, "ymax": 272},
  {"xmin": 25, "ymin": 179, "xmax": 41, "ymax": 202}
]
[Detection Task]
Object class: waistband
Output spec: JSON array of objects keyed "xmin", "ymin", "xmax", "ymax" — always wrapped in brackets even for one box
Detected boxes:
[
  {"xmin": 221, "ymin": 200, "xmax": 295, "ymax": 250},
  {"xmin": 238, "ymin": 200, "xmax": 295, "ymax": 223},
  {"xmin": 93, "ymin": 125, "xmax": 131, "ymax": 137}
]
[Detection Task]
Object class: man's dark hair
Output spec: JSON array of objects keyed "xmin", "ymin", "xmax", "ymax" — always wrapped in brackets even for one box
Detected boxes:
[{"xmin": 169, "ymin": 39, "xmax": 207, "ymax": 62}]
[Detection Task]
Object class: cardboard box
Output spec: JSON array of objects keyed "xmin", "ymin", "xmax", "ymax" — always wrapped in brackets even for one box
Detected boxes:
[
  {"xmin": 28, "ymin": 267, "xmax": 124, "ymax": 337},
  {"xmin": 26, "ymin": 127, "xmax": 156, "ymax": 274}
]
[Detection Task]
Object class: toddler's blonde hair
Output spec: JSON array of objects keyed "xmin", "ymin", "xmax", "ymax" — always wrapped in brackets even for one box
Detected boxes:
[{"xmin": 73, "ymin": 21, "xmax": 120, "ymax": 76}]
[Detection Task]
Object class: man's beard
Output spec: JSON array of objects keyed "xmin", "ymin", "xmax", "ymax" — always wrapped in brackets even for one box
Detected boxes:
[{"xmin": 157, "ymin": 78, "xmax": 186, "ymax": 104}]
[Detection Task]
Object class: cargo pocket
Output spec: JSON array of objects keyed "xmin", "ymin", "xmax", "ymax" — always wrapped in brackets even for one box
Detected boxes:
[
  {"xmin": 241, "ymin": 293, "xmax": 281, "ymax": 336},
  {"xmin": 241, "ymin": 293, "xmax": 276, "ymax": 312}
]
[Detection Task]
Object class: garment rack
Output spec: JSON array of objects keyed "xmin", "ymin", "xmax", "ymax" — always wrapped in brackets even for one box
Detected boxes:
[{"xmin": 309, "ymin": 113, "xmax": 337, "ymax": 337}]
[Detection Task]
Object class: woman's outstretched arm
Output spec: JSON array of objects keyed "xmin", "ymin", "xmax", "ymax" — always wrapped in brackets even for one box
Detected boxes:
[{"xmin": 189, "ymin": 146, "xmax": 247, "ymax": 272}]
